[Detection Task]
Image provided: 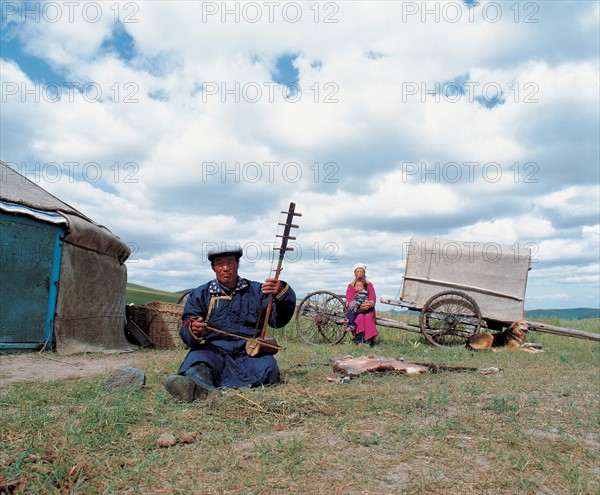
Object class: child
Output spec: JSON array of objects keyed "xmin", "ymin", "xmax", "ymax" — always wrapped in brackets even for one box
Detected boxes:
[{"xmin": 345, "ymin": 279, "xmax": 371, "ymax": 332}]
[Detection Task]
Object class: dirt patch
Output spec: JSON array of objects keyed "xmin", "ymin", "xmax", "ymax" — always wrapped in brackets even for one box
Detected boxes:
[{"xmin": 0, "ymin": 352, "xmax": 143, "ymax": 387}]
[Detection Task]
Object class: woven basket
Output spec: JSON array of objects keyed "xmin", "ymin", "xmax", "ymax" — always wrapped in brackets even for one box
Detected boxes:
[{"xmin": 144, "ymin": 301, "xmax": 187, "ymax": 349}]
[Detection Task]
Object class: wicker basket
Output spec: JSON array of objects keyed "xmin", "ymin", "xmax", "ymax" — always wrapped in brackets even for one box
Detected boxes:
[{"xmin": 144, "ymin": 301, "xmax": 187, "ymax": 349}]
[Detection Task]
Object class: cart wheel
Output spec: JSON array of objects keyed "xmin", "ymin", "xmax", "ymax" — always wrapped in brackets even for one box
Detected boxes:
[
  {"xmin": 295, "ymin": 291, "xmax": 347, "ymax": 345},
  {"xmin": 419, "ymin": 290, "xmax": 482, "ymax": 347}
]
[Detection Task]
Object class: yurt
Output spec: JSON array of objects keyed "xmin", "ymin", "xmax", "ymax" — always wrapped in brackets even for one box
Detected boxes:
[{"xmin": 0, "ymin": 161, "xmax": 134, "ymax": 354}]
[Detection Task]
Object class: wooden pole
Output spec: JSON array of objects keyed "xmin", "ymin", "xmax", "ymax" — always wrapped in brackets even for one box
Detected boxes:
[
  {"xmin": 525, "ymin": 321, "xmax": 600, "ymax": 342},
  {"xmin": 373, "ymin": 316, "xmax": 600, "ymax": 342},
  {"xmin": 374, "ymin": 316, "xmax": 422, "ymax": 334}
]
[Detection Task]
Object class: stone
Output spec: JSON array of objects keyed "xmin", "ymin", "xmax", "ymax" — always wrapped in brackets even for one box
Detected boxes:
[
  {"xmin": 104, "ymin": 366, "xmax": 146, "ymax": 391},
  {"xmin": 158, "ymin": 433, "xmax": 177, "ymax": 448}
]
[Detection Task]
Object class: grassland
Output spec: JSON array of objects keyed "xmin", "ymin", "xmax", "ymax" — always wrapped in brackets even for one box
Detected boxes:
[
  {"xmin": 125, "ymin": 283, "xmax": 183, "ymax": 305},
  {"xmin": 1, "ymin": 316, "xmax": 598, "ymax": 494}
]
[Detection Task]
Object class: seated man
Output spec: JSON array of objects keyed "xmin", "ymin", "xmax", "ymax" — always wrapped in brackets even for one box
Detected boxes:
[{"xmin": 165, "ymin": 246, "xmax": 296, "ymax": 402}]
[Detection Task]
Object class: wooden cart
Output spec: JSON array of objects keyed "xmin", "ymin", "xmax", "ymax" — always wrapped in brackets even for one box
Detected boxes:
[{"xmin": 295, "ymin": 237, "xmax": 600, "ymax": 346}]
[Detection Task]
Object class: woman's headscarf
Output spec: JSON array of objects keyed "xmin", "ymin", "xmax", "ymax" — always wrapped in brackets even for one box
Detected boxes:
[
  {"xmin": 352, "ymin": 263, "xmax": 369, "ymax": 286},
  {"xmin": 353, "ymin": 263, "xmax": 367, "ymax": 272}
]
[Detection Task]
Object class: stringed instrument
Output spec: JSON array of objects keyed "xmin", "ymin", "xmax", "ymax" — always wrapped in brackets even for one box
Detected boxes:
[
  {"xmin": 185, "ymin": 203, "xmax": 301, "ymax": 355},
  {"xmin": 245, "ymin": 202, "xmax": 301, "ymax": 357}
]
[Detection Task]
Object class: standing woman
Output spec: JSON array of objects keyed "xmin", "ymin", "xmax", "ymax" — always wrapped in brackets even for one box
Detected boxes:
[{"xmin": 345, "ymin": 263, "xmax": 379, "ymax": 345}]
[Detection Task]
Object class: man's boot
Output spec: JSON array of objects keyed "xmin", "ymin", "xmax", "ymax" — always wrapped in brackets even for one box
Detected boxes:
[{"xmin": 164, "ymin": 364, "xmax": 217, "ymax": 402}]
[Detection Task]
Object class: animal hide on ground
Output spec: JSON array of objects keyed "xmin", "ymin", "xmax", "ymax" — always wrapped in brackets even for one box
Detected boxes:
[{"xmin": 332, "ymin": 355, "xmax": 501, "ymax": 378}]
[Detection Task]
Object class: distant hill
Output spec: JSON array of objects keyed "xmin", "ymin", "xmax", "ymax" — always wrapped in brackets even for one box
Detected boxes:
[
  {"xmin": 524, "ymin": 308, "xmax": 600, "ymax": 320},
  {"xmin": 384, "ymin": 307, "xmax": 599, "ymax": 320},
  {"xmin": 126, "ymin": 283, "xmax": 182, "ymax": 305}
]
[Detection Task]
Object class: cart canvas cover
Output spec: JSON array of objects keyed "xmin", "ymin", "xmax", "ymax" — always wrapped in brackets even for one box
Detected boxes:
[
  {"xmin": 1, "ymin": 162, "xmax": 134, "ymax": 354},
  {"xmin": 402, "ymin": 237, "xmax": 531, "ymax": 322}
]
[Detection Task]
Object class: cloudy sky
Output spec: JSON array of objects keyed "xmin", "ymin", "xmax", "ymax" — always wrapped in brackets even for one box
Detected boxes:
[{"xmin": 1, "ymin": 0, "xmax": 599, "ymax": 310}]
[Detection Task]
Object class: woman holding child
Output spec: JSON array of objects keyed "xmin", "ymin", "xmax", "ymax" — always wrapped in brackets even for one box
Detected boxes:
[{"xmin": 345, "ymin": 263, "xmax": 379, "ymax": 346}]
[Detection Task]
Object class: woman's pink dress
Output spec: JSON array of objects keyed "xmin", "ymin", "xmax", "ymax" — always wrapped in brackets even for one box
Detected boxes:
[{"xmin": 346, "ymin": 282, "xmax": 379, "ymax": 341}]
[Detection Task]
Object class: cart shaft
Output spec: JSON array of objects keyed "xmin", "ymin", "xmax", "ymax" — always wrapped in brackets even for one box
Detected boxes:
[
  {"xmin": 374, "ymin": 316, "xmax": 421, "ymax": 334},
  {"xmin": 526, "ymin": 321, "xmax": 600, "ymax": 342}
]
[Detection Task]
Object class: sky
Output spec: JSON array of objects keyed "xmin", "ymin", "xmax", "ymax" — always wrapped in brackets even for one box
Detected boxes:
[{"xmin": 1, "ymin": 0, "xmax": 599, "ymax": 311}]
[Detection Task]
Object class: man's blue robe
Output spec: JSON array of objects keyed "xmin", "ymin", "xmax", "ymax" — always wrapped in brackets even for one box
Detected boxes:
[{"xmin": 177, "ymin": 277, "xmax": 296, "ymax": 388}]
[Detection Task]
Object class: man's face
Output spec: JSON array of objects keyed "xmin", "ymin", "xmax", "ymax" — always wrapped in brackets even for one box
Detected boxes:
[
  {"xmin": 354, "ymin": 268, "xmax": 365, "ymax": 279},
  {"xmin": 212, "ymin": 255, "xmax": 239, "ymax": 289}
]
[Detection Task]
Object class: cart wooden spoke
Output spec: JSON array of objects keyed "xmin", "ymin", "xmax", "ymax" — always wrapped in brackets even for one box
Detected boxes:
[
  {"xmin": 419, "ymin": 290, "xmax": 482, "ymax": 347},
  {"xmin": 295, "ymin": 291, "xmax": 347, "ymax": 345}
]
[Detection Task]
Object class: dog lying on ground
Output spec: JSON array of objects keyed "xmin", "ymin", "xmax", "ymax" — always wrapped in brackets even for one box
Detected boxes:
[{"xmin": 466, "ymin": 320, "xmax": 543, "ymax": 353}]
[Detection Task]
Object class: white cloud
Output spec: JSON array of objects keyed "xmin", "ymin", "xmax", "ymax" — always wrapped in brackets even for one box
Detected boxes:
[
  {"xmin": 582, "ymin": 224, "xmax": 600, "ymax": 236},
  {"xmin": 450, "ymin": 215, "xmax": 555, "ymax": 243},
  {"xmin": 578, "ymin": 1, "xmax": 600, "ymax": 32},
  {"xmin": 1, "ymin": 1, "xmax": 598, "ymax": 309},
  {"xmin": 533, "ymin": 236, "xmax": 599, "ymax": 262},
  {"xmin": 527, "ymin": 293, "xmax": 570, "ymax": 302},
  {"xmin": 7, "ymin": 3, "xmax": 114, "ymax": 66},
  {"xmin": 535, "ymin": 186, "xmax": 600, "ymax": 217}
]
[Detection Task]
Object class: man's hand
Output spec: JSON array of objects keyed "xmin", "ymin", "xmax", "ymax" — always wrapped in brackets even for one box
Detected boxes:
[
  {"xmin": 189, "ymin": 316, "xmax": 208, "ymax": 340},
  {"xmin": 360, "ymin": 302, "xmax": 372, "ymax": 311},
  {"xmin": 262, "ymin": 278, "xmax": 283, "ymax": 295}
]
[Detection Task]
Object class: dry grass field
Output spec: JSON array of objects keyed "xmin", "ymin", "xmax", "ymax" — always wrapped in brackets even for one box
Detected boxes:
[{"xmin": 1, "ymin": 316, "xmax": 598, "ymax": 495}]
